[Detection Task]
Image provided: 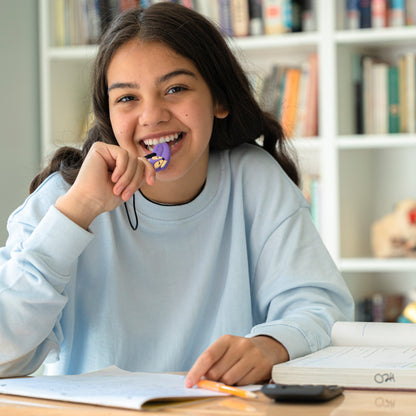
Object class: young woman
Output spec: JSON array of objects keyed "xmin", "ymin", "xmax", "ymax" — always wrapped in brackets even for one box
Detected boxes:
[{"xmin": 0, "ymin": 3, "xmax": 353, "ymax": 386}]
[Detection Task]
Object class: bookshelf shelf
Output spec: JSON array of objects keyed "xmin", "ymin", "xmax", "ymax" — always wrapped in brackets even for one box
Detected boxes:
[
  {"xmin": 48, "ymin": 45, "xmax": 98, "ymax": 60},
  {"xmin": 335, "ymin": 27, "xmax": 416, "ymax": 45},
  {"xmin": 339, "ymin": 258, "xmax": 416, "ymax": 273},
  {"xmin": 39, "ymin": 0, "xmax": 416, "ymax": 317},
  {"xmin": 232, "ymin": 32, "xmax": 320, "ymax": 51},
  {"xmin": 338, "ymin": 135, "xmax": 416, "ymax": 149}
]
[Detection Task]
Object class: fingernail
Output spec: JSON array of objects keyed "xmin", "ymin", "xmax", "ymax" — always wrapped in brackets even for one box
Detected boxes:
[{"xmin": 185, "ymin": 379, "xmax": 193, "ymax": 388}]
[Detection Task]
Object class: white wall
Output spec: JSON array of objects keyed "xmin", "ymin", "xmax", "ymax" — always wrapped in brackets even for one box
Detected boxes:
[{"xmin": 0, "ymin": 1, "xmax": 40, "ymax": 244}]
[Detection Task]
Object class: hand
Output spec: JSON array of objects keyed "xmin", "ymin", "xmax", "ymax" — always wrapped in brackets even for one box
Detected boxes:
[
  {"xmin": 55, "ymin": 142, "xmax": 155, "ymax": 229},
  {"xmin": 185, "ymin": 335, "xmax": 289, "ymax": 387}
]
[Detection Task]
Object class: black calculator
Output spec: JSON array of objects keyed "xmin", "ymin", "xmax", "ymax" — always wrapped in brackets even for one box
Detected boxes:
[{"xmin": 261, "ymin": 383, "xmax": 344, "ymax": 402}]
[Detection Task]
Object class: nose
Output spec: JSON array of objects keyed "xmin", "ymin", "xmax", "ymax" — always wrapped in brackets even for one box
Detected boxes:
[{"xmin": 138, "ymin": 97, "xmax": 170, "ymax": 127}]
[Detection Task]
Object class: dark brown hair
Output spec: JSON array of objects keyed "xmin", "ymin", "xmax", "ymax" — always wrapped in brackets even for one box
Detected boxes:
[{"xmin": 30, "ymin": 2, "xmax": 299, "ymax": 193}]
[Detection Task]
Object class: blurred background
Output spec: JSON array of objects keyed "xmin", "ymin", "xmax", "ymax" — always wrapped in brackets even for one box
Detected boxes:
[{"xmin": 0, "ymin": 1, "xmax": 40, "ymax": 245}]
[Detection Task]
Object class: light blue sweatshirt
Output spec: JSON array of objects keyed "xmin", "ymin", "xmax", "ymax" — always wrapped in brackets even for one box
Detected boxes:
[{"xmin": 0, "ymin": 144, "xmax": 354, "ymax": 377}]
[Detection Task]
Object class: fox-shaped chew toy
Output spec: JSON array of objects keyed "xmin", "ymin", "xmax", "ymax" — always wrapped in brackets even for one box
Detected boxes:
[{"xmin": 144, "ymin": 142, "xmax": 171, "ymax": 172}]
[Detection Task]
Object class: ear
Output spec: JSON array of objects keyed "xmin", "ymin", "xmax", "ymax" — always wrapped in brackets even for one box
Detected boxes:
[{"xmin": 214, "ymin": 103, "xmax": 229, "ymax": 119}]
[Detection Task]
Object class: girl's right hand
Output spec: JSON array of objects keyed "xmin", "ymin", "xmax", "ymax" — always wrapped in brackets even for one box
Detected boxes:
[{"xmin": 55, "ymin": 142, "xmax": 155, "ymax": 229}]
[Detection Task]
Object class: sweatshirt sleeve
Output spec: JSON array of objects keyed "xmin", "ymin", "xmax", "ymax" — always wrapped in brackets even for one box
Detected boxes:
[
  {"xmin": 0, "ymin": 204, "xmax": 93, "ymax": 377},
  {"xmin": 248, "ymin": 206, "xmax": 355, "ymax": 359}
]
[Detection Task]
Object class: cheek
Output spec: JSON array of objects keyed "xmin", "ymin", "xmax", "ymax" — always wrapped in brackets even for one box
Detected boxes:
[
  {"xmin": 187, "ymin": 100, "xmax": 216, "ymax": 130},
  {"xmin": 110, "ymin": 113, "xmax": 133, "ymax": 140}
]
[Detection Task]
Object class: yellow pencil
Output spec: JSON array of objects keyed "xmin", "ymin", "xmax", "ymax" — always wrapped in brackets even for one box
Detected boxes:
[{"xmin": 196, "ymin": 379, "xmax": 258, "ymax": 399}]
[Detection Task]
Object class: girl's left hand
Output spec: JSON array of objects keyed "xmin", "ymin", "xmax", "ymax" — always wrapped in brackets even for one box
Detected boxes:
[{"xmin": 184, "ymin": 335, "xmax": 289, "ymax": 387}]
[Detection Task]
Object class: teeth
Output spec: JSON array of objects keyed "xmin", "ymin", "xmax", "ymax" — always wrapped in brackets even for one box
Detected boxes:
[{"xmin": 143, "ymin": 133, "xmax": 180, "ymax": 146}]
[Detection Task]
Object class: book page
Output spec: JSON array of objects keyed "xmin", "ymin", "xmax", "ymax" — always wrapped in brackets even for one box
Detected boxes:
[
  {"xmin": 331, "ymin": 321, "xmax": 416, "ymax": 347},
  {"xmin": 0, "ymin": 366, "xmax": 226, "ymax": 410},
  {"xmin": 282, "ymin": 346, "xmax": 416, "ymax": 369}
]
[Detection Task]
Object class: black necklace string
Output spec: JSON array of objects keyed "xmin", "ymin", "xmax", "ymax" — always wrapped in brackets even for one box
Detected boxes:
[{"xmin": 124, "ymin": 193, "xmax": 138, "ymax": 230}]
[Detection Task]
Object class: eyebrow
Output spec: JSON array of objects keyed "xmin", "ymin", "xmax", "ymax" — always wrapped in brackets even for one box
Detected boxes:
[{"xmin": 107, "ymin": 69, "xmax": 197, "ymax": 93}]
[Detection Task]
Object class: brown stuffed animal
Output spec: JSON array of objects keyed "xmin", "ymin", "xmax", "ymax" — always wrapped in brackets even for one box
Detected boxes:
[{"xmin": 371, "ymin": 200, "xmax": 416, "ymax": 258}]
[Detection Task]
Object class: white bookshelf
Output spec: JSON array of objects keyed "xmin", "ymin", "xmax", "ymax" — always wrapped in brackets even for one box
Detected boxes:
[{"xmin": 39, "ymin": 0, "xmax": 416, "ymax": 309}]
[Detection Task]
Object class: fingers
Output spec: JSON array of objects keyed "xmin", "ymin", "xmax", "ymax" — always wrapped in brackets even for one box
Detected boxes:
[
  {"xmin": 99, "ymin": 145, "xmax": 155, "ymax": 201},
  {"xmin": 185, "ymin": 336, "xmax": 229, "ymax": 387},
  {"xmin": 185, "ymin": 335, "xmax": 284, "ymax": 388},
  {"xmin": 185, "ymin": 335, "xmax": 262, "ymax": 387}
]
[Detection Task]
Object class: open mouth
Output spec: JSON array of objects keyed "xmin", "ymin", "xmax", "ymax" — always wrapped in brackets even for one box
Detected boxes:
[{"xmin": 142, "ymin": 132, "xmax": 183, "ymax": 152}]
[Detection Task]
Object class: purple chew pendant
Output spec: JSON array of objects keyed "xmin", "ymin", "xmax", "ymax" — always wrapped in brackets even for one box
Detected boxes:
[{"xmin": 144, "ymin": 142, "xmax": 171, "ymax": 172}]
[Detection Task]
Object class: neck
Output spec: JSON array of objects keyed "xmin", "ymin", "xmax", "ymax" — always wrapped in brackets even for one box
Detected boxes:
[{"xmin": 140, "ymin": 154, "xmax": 209, "ymax": 205}]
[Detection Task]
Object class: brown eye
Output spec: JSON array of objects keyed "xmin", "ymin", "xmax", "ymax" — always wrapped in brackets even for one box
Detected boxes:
[
  {"xmin": 167, "ymin": 86, "xmax": 187, "ymax": 95},
  {"xmin": 118, "ymin": 95, "xmax": 136, "ymax": 103}
]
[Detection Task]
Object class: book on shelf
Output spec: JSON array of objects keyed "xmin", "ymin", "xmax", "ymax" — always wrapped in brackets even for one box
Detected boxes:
[
  {"xmin": 0, "ymin": 366, "xmax": 257, "ymax": 410},
  {"xmin": 372, "ymin": 62, "xmax": 388, "ymax": 134},
  {"xmin": 230, "ymin": 0, "xmax": 250, "ymax": 37},
  {"xmin": 248, "ymin": 0, "xmax": 263, "ymax": 35},
  {"xmin": 272, "ymin": 321, "xmax": 416, "ymax": 390},
  {"xmin": 262, "ymin": 0, "xmax": 285, "ymax": 35},
  {"xmin": 389, "ymin": 0, "xmax": 405, "ymax": 27},
  {"xmin": 359, "ymin": 0, "xmax": 372, "ymax": 28},
  {"xmin": 50, "ymin": 1, "xmax": 319, "ymax": 45},
  {"xmin": 398, "ymin": 54, "xmax": 407, "ymax": 132},
  {"xmin": 343, "ymin": 0, "xmax": 411, "ymax": 29},
  {"xmin": 388, "ymin": 65, "xmax": 400, "ymax": 133},
  {"xmin": 404, "ymin": 52, "xmax": 416, "ymax": 133},
  {"xmin": 372, "ymin": 0, "xmax": 388, "ymax": 28},
  {"xmin": 301, "ymin": 0, "xmax": 316, "ymax": 31},
  {"xmin": 346, "ymin": 0, "xmax": 360, "ymax": 30},
  {"xmin": 302, "ymin": 53, "xmax": 318, "ymax": 138},
  {"xmin": 353, "ymin": 52, "xmax": 416, "ymax": 135},
  {"xmin": 252, "ymin": 53, "xmax": 318, "ymax": 139},
  {"xmin": 352, "ymin": 54, "xmax": 363, "ymax": 134},
  {"xmin": 217, "ymin": 0, "xmax": 233, "ymax": 35},
  {"xmin": 283, "ymin": 0, "xmax": 302, "ymax": 32},
  {"xmin": 280, "ymin": 67, "xmax": 302, "ymax": 138}
]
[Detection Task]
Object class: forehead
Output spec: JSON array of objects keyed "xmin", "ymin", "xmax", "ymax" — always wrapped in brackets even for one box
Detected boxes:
[{"xmin": 107, "ymin": 40, "xmax": 199, "ymax": 80}]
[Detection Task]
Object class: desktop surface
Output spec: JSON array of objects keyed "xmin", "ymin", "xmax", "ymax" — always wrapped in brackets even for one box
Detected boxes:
[{"xmin": 1, "ymin": 388, "xmax": 416, "ymax": 415}]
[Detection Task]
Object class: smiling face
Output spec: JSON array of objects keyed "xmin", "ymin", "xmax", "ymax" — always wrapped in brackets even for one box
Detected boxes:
[{"xmin": 107, "ymin": 40, "xmax": 228, "ymax": 204}]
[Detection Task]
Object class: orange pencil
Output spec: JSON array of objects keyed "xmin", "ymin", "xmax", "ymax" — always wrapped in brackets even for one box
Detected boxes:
[{"xmin": 196, "ymin": 379, "xmax": 258, "ymax": 399}]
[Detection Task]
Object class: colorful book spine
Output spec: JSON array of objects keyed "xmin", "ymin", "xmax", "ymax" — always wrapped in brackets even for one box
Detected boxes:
[
  {"xmin": 262, "ymin": 0, "xmax": 284, "ymax": 34},
  {"xmin": 230, "ymin": 0, "xmax": 250, "ymax": 37},
  {"xmin": 405, "ymin": 52, "xmax": 415, "ymax": 133},
  {"xmin": 372, "ymin": 0, "xmax": 388, "ymax": 28},
  {"xmin": 301, "ymin": 0, "xmax": 315, "ymax": 31},
  {"xmin": 248, "ymin": 0, "xmax": 263, "ymax": 35},
  {"xmin": 388, "ymin": 65, "xmax": 400, "ymax": 133},
  {"xmin": 346, "ymin": 0, "xmax": 360, "ymax": 29},
  {"xmin": 218, "ymin": 0, "xmax": 233, "ymax": 36},
  {"xmin": 389, "ymin": 0, "xmax": 405, "ymax": 27},
  {"xmin": 303, "ymin": 53, "xmax": 318, "ymax": 137},
  {"xmin": 398, "ymin": 55, "xmax": 407, "ymax": 132},
  {"xmin": 359, "ymin": 0, "xmax": 372, "ymax": 28},
  {"xmin": 280, "ymin": 67, "xmax": 302, "ymax": 138},
  {"xmin": 290, "ymin": 0, "xmax": 302, "ymax": 32},
  {"xmin": 352, "ymin": 54, "xmax": 363, "ymax": 134},
  {"xmin": 372, "ymin": 62, "xmax": 388, "ymax": 134}
]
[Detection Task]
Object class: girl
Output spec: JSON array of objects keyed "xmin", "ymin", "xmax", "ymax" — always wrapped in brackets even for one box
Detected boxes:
[{"xmin": 0, "ymin": 3, "xmax": 353, "ymax": 386}]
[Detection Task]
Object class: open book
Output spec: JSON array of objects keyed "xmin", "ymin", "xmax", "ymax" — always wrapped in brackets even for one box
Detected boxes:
[
  {"xmin": 272, "ymin": 321, "xmax": 416, "ymax": 390},
  {"xmin": 0, "ymin": 366, "xmax": 256, "ymax": 410}
]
